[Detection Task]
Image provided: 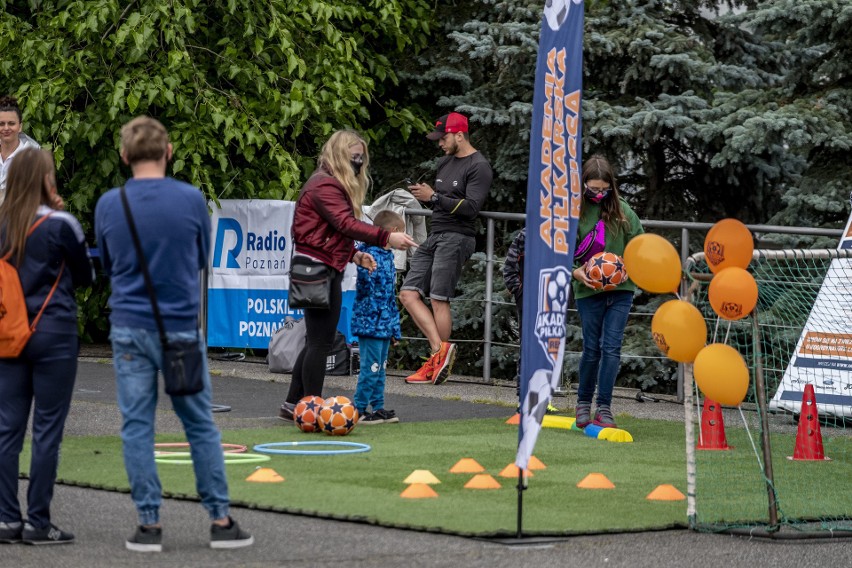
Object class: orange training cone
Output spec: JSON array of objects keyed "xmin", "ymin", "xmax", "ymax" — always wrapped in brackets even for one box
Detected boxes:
[
  {"xmin": 245, "ymin": 467, "xmax": 285, "ymax": 482},
  {"xmin": 646, "ymin": 484, "xmax": 686, "ymax": 501},
  {"xmin": 576, "ymin": 473, "xmax": 615, "ymax": 489},
  {"xmin": 400, "ymin": 483, "xmax": 438, "ymax": 499},
  {"xmin": 498, "ymin": 463, "xmax": 533, "ymax": 478},
  {"xmin": 450, "ymin": 458, "xmax": 485, "ymax": 473},
  {"xmin": 696, "ymin": 398, "xmax": 732, "ymax": 451},
  {"xmin": 527, "ymin": 456, "xmax": 547, "ymax": 470},
  {"xmin": 505, "ymin": 413, "xmax": 520, "ymax": 425},
  {"xmin": 790, "ymin": 384, "xmax": 829, "ymax": 461},
  {"xmin": 464, "ymin": 474, "xmax": 502, "ymax": 489}
]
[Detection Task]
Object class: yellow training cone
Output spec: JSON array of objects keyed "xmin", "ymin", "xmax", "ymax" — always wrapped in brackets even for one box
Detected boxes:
[
  {"xmin": 245, "ymin": 467, "xmax": 284, "ymax": 483},
  {"xmin": 577, "ymin": 473, "xmax": 615, "ymax": 489},
  {"xmin": 464, "ymin": 474, "xmax": 502, "ymax": 489},
  {"xmin": 646, "ymin": 484, "xmax": 686, "ymax": 501},
  {"xmin": 450, "ymin": 458, "xmax": 485, "ymax": 473},
  {"xmin": 498, "ymin": 464, "xmax": 533, "ymax": 478},
  {"xmin": 400, "ymin": 483, "xmax": 438, "ymax": 499},
  {"xmin": 598, "ymin": 428, "xmax": 634, "ymax": 443},
  {"xmin": 403, "ymin": 470, "xmax": 441, "ymax": 485},
  {"xmin": 527, "ymin": 456, "xmax": 547, "ymax": 470}
]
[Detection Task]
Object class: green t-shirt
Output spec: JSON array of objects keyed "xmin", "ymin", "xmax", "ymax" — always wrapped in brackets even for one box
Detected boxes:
[{"xmin": 571, "ymin": 199, "xmax": 644, "ymax": 300}]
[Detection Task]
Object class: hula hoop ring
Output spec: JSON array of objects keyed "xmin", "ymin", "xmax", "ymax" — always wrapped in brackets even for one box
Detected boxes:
[
  {"xmin": 154, "ymin": 452, "xmax": 270, "ymax": 465},
  {"xmin": 154, "ymin": 442, "xmax": 247, "ymax": 454},
  {"xmin": 253, "ymin": 441, "xmax": 371, "ymax": 456}
]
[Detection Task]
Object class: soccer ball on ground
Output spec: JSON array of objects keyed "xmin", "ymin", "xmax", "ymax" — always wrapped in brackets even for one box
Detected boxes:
[
  {"xmin": 584, "ymin": 252, "xmax": 629, "ymax": 291},
  {"xmin": 317, "ymin": 396, "xmax": 359, "ymax": 436},
  {"xmin": 294, "ymin": 395, "xmax": 325, "ymax": 433}
]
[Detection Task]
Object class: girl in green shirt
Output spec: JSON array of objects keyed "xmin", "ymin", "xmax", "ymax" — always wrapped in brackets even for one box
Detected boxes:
[{"xmin": 571, "ymin": 155, "xmax": 644, "ymax": 428}]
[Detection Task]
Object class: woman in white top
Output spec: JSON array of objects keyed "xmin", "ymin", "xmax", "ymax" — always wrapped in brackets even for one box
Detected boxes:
[{"xmin": 0, "ymin": 96, "xmax": 40, "ymax": 201}]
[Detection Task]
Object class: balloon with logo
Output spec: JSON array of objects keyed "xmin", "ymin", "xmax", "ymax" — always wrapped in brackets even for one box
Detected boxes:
[
  {"xmin": 708, "ymin": 267, "xmax": 758, "ymax": 321},
  {"xmin": 623, "ymin": 234, "xmax": 681, "ymax": 294},
  {"xmin": 693, "ymin": 343, "xmax": 750, "ymax": 406},
  {"xmin": 704, "ymin": 219, "xmax": 754, "ymax": 274},
  {"xmin": 650, "ymin": 299, "xmax": 707, "ymax": 363}
]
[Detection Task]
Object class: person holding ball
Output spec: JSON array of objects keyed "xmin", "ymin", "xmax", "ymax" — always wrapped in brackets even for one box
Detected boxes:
[{"xmin": 571, "ymin": 155, "xmax": 643, "ymax": 429}]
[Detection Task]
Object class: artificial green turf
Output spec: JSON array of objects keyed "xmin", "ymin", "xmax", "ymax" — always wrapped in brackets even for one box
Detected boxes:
[
  {"xmin": 23, "ymin": 416, "xmax": 690, "ymax": 536},
  {"xmin": 693, "ymin": 426, "xmax": 852, "ymax": 529},
  {"xmin": 24, "ymin": 415, "xmax": 850, "ymax": 535}
]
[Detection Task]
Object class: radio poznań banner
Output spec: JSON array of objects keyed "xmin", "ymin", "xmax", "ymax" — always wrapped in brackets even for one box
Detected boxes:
[
  {"xmin": 770, "ymin": 209, "xmax": 852, "ymax": 417},
  {"xmin": 207, "ymin": 200, "xmax": 356, "ymax": 349},
  {"xmin": 516, "ymin": 0, "xmax": 584, "ymax": 470}
]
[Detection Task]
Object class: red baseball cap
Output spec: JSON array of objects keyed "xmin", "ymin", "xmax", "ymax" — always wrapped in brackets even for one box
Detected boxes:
[{"xmin": 426, "ymin": 112, "xmax": 469, "ymax": 140}]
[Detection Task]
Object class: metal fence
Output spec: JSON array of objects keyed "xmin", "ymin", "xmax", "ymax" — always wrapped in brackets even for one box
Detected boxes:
[{"xmin": 405, "ymin": 208, "xmax": 842, "ymax": 397}]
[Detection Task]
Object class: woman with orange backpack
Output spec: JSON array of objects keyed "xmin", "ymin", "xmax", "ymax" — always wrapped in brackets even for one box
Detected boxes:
[{"xmin": 0, "ymin": 148, "xmax": 93, "ymax": 545}]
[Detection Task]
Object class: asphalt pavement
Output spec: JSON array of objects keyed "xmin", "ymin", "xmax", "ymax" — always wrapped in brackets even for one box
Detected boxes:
[{"xmin": 3, "ymin": 355, "xmax": 850, "ymax": 567}]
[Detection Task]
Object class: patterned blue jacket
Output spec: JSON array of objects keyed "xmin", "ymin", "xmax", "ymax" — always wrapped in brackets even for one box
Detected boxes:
[{"xmin": 351, "ymin": 244, "xmax": 401, "ymax": 340}]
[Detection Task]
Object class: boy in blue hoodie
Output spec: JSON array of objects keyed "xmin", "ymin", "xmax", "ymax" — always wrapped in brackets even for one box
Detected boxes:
[{"xmin": 352, "ymin": 210, "xmax": 405, "ymax": 424}]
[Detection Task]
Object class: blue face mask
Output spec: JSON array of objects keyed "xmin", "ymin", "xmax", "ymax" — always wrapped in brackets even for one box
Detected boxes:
[{"xmin": 584, "ymin": 188, "xmax": 610, "ymax": 203}]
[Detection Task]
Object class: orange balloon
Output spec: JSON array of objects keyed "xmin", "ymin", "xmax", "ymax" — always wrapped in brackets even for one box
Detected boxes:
[
  {"xmin": 694, "ymin": 343, "xmax": 750, "ymax": 406},
  {"xmin": 708, "ymin": 267, "xmax": 758, "ymax": 321},
  {"xmin": 650, "ymin": 300, "xmax": 707, "ymax": 363},
  {"xmin": 704, "ymin": 219, "xmax": 754, "ymax": 273},
  {"xmin": 623, "ymin": 234, "xmax": 681, "ymax": 294}
]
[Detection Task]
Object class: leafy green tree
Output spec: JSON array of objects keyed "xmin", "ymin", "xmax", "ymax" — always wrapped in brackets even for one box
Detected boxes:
[{"xmin": 0, "ymin": 0, "xmax": 431, "ymax": 338}]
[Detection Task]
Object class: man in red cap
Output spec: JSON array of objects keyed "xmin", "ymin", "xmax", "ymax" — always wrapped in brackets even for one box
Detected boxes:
[{"xmin": 400, "ymin": 112, "xmax": 493, "ymax": 385}]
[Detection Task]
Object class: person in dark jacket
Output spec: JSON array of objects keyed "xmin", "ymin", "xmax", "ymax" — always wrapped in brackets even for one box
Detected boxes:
[
  {"xmin": 279, "ymin": 130, "xmax": 416, "ymax": 420},
  {"xmin": 351, "ymin": 210, "xmax": 405, "ymax": 425},
  {"xmin": 0, "ymin": 148, "xmax": 93, "ymax": 545}
]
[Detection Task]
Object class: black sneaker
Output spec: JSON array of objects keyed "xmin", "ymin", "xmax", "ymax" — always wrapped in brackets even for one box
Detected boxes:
[
  {"xmin": 359, "ymin": 411, "xmax": 383, "ymax": 425},
  {"xmin": 374, "ymin": 409, "xmax": 399, "ymax": 424},
  {"xmin": 210, "ymin": 517, "xmax": 253, "ymax": 549},
  {"xmin": 21, "ymin": 522, "xmax": 74, "ymax": 545},
  {"xmin": 126, "ymin": 525, "xmax": 162, "ymax": 553},
  {"xmin": 278, "ymin": 402, "xmax": 295, "ymax": 422},
  {"xmin": 0, "ymin": 521, "xmax": 23, "ymax": 544}
]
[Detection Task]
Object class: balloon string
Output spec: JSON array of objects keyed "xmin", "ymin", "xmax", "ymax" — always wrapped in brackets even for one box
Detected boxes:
[
  {"xmin": 712, "ymin": 317, "xmax": 720, "ymax": 344},
  {"xmin": 695, "ymin": 381, "xmax": 703, "ymax": 447},
  {"xmin": 723, "ymin": 320, "xmax": 732, "ymax": 345}
]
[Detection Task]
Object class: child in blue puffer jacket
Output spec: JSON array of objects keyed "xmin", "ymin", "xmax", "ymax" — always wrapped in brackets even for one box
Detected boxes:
[{"xmin": 351, "ymin": 210, "xmax": 405, "ymax": 424}]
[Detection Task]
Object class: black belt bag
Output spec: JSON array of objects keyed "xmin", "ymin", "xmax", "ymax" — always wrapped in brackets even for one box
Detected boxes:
[{"xmin": 289, "ymin": 256, "xmax": 332, "ymax": 309}]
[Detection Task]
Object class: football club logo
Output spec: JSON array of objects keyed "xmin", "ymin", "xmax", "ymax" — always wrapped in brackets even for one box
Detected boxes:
[
  {"xmin": 534, "ymin": 266, "xmax": 571, "ymax": 364},
  {"xmin": 543, "ymin": 0, "xmax": 583, "ymax": 31},
  {"xmin": 706, "ymin": 240, "xmax": 725, "ymax": 268}
]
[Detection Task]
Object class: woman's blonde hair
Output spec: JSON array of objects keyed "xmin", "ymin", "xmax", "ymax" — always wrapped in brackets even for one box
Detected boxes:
[
  {"xmin": 0, "ymin": 148, "xmax": 56, "ymax": 264},
  {"xmin": 317, "ymin": 130, "xmax": 369, "ymax": 218}
]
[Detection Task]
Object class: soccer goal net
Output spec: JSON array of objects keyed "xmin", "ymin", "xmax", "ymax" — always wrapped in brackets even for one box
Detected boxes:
[{"xmin": 684, "ymin": 248, "xmax": 852, "ymax": 536}]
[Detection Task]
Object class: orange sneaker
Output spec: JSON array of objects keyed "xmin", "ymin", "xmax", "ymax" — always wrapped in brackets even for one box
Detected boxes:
[
  {"xmin": 431, "ymin": 342, "xmax": 457, "ymax": 385},
  {"xmin": 405, "ymin": 354, "xmax": 435, "ymax": 384}
]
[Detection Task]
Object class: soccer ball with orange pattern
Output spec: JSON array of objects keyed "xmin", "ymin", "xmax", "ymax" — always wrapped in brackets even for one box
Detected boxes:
[
  {"xmin": 317, "ymin": 396, "xmax": 359, "ymax": 436},
  {"xmin": 584, "ymin": 252, "xmax": 629, "ymax": 291},
  {"xmin": 294, "ymin": 395, "xmax": 325, "ymax": 433}
]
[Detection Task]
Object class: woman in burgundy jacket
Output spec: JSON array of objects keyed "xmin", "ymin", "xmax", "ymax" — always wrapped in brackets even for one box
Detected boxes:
[{"xmin": 280, "ymin": 130, "xmax": 416, "ymax": 419}]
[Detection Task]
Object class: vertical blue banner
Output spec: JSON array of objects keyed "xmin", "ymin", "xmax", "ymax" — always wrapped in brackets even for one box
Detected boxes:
[{"xmin": 516, "ymin": 0, "xmax": 584, "ymax": 470}]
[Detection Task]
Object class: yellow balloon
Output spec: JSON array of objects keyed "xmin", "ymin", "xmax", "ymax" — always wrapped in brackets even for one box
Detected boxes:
[
  {"xmin": 693, "ymin": 343, "xmax": 750, "ymax": 406},
  {"xmin": 704, "ymin": 218, "xmax": 754, "ymax": 273},
  {"xmin": 623, "ymin": 234, "xmax": 681, "ymax": 294},
  {"xmin": 650, "ymin": 300, "xmax": 707, "ymax": 363},
  {"xmin": 708, "ymin": 267, "xmax": 758, "ymax": 321}
]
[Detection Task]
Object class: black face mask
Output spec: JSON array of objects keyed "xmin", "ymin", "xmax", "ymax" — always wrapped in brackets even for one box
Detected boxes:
[{"xmin": 350, "ymin": 158, "xmax": 363, "ymax": 176}]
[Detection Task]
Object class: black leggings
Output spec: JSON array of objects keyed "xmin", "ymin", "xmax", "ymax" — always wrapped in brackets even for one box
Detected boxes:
[{"xmin": 286, "ymin": 268, "xmax": 343, "ymax": 402}]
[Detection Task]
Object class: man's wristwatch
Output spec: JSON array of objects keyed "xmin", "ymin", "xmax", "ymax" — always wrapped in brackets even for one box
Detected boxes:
[{"xmin": 429, "ymin": 193, "xmax": 439, "ymax": 205}]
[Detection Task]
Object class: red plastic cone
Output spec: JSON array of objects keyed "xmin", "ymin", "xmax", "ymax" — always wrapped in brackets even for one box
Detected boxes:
[
  {"xmin": 791, "ymin": 384, "xmax": 829, "ymax": 461},
  {"xmin": 696, "ymin": 398, "xmax": 731, "ymax": 451}
]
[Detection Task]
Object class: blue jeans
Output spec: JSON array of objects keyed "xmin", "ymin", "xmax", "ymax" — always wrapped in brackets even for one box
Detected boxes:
[
  {"xmin": 576, "ymin": 291, "xmax": 633, "ymax": 407},
  {"xmin": 354, "ymin": 337, "xmax": 390, "ymax": 413},
  {"xmin": 110, "ymin": 327, "xmax": 229, "ymax": 525},
  {"xmin": 0, "ymin": 332, "xmax": 78, "ymax": 529}
]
